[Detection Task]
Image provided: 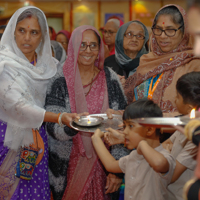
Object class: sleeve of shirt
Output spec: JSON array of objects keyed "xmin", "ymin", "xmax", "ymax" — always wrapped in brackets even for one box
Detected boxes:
[
  {"xmin": 159, "ymin": 149, "xmax": 176, "ymax": 185},
  {"xmin": 176, "ymin": 140, "xmax": 197, "ymax": 170},
  {"xmin": 119, "ymin": 155, "xmax": 129, "ymax": 173},
  {"xmin": 170, "ymin": 130, "xmax": 178, "ymax": 144}
]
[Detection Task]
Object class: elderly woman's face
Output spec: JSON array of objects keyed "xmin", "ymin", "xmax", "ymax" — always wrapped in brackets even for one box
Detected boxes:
[
  {"xmin": 15, "ymin": 16, "xmax": 42, "ymax": 59},
  {"xmin": 123, "ymin": 23, "xmax": 145, "ymax": 56},
  {"xmin": 56, "ymin": 33, "xmax": 68, "ymax": 53},
  {"xmin": 78, "ymin": 30, "xmax": 99, "ymax": 67},
  {"xmin": 154, "ymin": 15, "xmax": 183, "ymax": 53}
]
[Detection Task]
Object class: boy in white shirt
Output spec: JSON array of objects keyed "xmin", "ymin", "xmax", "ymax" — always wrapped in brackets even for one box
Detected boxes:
[{"xmin": 92, "ymin": 99, "xmax": 176, "ymax": 200}]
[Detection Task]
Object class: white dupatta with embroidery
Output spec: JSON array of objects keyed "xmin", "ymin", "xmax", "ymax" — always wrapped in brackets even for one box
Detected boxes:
[{"xmin": 0, "ymin": 6, "xmax": 57, "ymax": 150}]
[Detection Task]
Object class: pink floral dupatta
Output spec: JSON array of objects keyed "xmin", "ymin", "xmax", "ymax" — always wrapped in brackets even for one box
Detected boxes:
[
  {"xmin": 124, "ymin": 4, "xmax": 200, "ymax": 114},
  {"xmin": 62, "ymin": 25, "xmax": 110, "ymax": 200}
]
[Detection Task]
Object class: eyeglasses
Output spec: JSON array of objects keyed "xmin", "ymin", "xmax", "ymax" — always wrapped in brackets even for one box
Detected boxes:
[
  {"xmin": 124, "ymin": 32, "xmax": 145, "ymax": 40},
  {"xmin": 80, "ymin": 42, "xmax": 99, "ymax": 51},
  {"xmin": 151, "ymin": 25, "xmax": 183, "ymax": 37},
  {"xmin": 102, "ymin": 30, "xmax": 117, "ymax": 36}
]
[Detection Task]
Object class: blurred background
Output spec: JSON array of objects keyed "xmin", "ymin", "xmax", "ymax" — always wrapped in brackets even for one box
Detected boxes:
[{"xmin": 0, "ymin": 0, "xmax": 188, "ymax": 33}]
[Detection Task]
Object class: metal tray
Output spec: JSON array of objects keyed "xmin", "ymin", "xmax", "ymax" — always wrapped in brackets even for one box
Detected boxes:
[
  {"xmin": 70, "ymin": 114, "xmax": 122, "ymax": 133},
  {"xmin": 73, "ymin": 116, "xmax": 104, "ymax": 127},
  {"xmin": 134, "ymin": 117, "xmax": 192, "ymax": 128}
]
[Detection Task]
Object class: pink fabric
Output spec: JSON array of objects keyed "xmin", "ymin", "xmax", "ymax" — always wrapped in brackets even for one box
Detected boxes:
[
  {"xmin": 62, "ymin": 25, "xmax": 110, "ymax": 200},
  {"xmin": 56, "ymin": 30, "xmax": 71, "ymax": 42}
]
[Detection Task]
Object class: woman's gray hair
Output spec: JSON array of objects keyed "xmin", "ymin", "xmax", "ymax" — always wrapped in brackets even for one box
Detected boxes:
[
  {"xmin": 107, "ymin": 18, "xmax": 120, "ymax": 30},
  {"xmin": 16, "ymin": 8, "xmax": 47, "ymax": 39},
  {"xmin": 153, "ymin": 6, "xmax": 184, "ymax": 34},
  {"xmin": 129, "ymin": 21, "xmax": 145, "ymax": 32}
]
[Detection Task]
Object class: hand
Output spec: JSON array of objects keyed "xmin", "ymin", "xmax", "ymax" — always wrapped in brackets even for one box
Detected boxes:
[
  {"xmin": 61, "ymin": 113, "xmax": 79, "ymax": 127},
  {"xmin": 117, "ymin": 75, "xmax": 126, "ymax": 88},
  {"xmin": 94, "ymin": 128, "xmax": 104, "ymax": 138},
  {"xmin": 172, "ymin": 125, "xmax": 185, "ymax": 134},
  {"xmin": 106, "ymin": 109, "xmax": 124, "ymax": 119},
  {"xmin": 105, "ymin": 173, "xmax": 122, "ymax": 194},
  {"xmin": 104, "ymin": 127, "xmax": 125, "ymax": 146},
  {"xmin": 78, "ymin": 112, "xmax": 89, "ymax": 117},
  {"xmin": 106, "ymin": 109, "xmax": 116, "ymax": 119},
  {"xmin": 137, "ymin": 140, "xmax": 147, "ymax": 155},
  {"xmin": 162, "ymin": 140, "xmax": 173, "ymax": 153}
]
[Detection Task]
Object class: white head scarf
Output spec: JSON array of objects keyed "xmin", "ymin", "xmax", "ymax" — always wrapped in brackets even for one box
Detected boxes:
[
  {"xmin": 0, "ymin": 6, "xmax": 57, "ymax": 150},
  {"xmin": 51, "ymin": 40, "xmax": 67, "ymax": 66}
]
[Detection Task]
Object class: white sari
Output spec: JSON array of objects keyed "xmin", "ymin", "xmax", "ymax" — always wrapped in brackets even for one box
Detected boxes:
[{"xmin": 0, "ymin": 6, "xmax": 57, "ymax": 150}]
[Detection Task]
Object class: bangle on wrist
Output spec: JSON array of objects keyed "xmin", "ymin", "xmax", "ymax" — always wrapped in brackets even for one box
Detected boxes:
[{"xmin": 58, "ymin": 112, "xmax": 66, "ymax": 127}]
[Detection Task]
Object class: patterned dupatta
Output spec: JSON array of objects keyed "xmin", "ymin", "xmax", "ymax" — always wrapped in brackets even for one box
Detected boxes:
[
  {"xmin": 124, "ymin": 4, "xmax": 199, "ymax": 112},
  {"xmin": 62, "ymin": 25, "xmax": 109, "ymax": 200}
]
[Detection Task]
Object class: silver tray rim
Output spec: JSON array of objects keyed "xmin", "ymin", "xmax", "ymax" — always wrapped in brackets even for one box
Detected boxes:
[
  {"xmin": 70, "ymin": 114, "xmax": 122, "ymax": 132},
  {"xmin": 73, "ymin": 116, "xmax": 104, "ymax": 127},
  {"xmin": 134, "ymin": 117, "xmax": 191, "ymax": 127}
]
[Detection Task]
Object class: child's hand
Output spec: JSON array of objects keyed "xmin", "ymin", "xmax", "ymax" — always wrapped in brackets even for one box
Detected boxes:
[
  {"xmin": 137, "ymin": 140, "xmax": 148, "ymax": 155},
  {"xmin": 105, "ymin": 173, "xmax": 122, "ymax": 194},
  {"xmin": 93, "ymin": 129, "xmax": 104, "ymax": 138},
  {"xmin": 104, "ymin": 127, "xmax": 125, "ymax": 146},
  {"xmin": 162, "ymin": 139, "xmax": 173, "ymax": 153}
]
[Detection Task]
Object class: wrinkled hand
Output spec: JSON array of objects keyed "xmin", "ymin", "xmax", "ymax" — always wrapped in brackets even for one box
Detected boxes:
[
  {"xmin": 104, "ymin": 127, "xmax": 125, "ymax": 146},
  {"xmin": 117, "ymin": 75, "xmax": 126, "ymax": 88},
  {"xmin": 61, "ymin": 113, "xmax": 79, "ymax": 127},
  {"xmin": 105, "ymin": 173, "xmax": 122, "ymax": 194}
]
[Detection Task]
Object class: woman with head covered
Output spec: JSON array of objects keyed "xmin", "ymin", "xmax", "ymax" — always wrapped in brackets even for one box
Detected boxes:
[
  {"xmin": 124, "ymin": 4, "xmax": 200, "ymax": 117},
  {"xmin": 45, "ymin": 25, "xmax": 128, "ymax": 200},
  {"xmin": 104, "ymin": 20, "xmax": 149, "ymax": 77},
  {"xmin": 51, "ymin": 40, "xmax": 67, "ymax": 67},
  {"xmin": 56, "ymin": 30, "xmax": 71, "ymax": 55},
  {"xmin": 0, "ymin": 6, "xmax": 77, "ymax": 200}
]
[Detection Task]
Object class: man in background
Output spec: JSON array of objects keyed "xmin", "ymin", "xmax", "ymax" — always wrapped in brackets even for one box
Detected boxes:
[{"xmin": 103, "ymin": 18, "xmax": 121, "ymax": 57}]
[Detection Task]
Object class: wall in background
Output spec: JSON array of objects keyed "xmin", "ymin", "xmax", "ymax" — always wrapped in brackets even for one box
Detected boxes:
[{"xmin": 0, "ymin": 1, "xmax": 187, "ymax": 33}]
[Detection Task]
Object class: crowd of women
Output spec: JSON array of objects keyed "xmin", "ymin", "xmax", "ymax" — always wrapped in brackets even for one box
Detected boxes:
[{"xmin": 0, "ymin": 1, "xmax": 200, "ymax": 200}]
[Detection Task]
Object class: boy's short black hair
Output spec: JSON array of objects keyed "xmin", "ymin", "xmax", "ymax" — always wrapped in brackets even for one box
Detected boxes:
[
  {"xmin": 176, "ymin": 72, "xmax": 200, "ymax": 109},
  {"xmin": 123, "ymin": 99, "xmax": 163, "ymax": 136}
]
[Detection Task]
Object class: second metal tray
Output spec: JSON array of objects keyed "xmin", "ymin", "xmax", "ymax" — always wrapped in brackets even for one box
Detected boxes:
[{"xmin": 134, "ymin": 117, "xmax": 192, "ymax": 128}]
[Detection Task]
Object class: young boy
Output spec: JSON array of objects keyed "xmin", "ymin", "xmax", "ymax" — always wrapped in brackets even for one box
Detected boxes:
[{"xmin": 92, "ymin": 99, "xmax": 176, "ymax": 200}]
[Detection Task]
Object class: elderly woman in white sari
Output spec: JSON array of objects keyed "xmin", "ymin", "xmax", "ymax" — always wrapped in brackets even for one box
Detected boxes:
[{"xmin": 0, "ymin": 6, "xmax": 77, "ymax": 200}]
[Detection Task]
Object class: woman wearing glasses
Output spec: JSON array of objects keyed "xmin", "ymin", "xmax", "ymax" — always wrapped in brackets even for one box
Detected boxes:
[
  {"xmin": 124, "ymin": 4, "xmax": 200, "ymax": 116},
  {"xmin": 45, "ymin": 25, "xmax": 127, "ymax": 200},
  {"xmin": 104, "ymin": 20, "xmax": 149, "ymax": 78}
]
